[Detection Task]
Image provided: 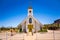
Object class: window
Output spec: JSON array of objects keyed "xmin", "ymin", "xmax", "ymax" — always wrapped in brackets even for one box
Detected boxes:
[
  {"xmin": 29, "ymin": 18, "xmax": 32, "ymax": 23},
  {"xmin": 29, "ymin": 10, "xmax": 31, "ymax": 13}
]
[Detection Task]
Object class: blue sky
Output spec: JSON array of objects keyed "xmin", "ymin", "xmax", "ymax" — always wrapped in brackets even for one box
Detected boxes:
[{"xmin": 0, "ymin": 0, "xmax": 60, "ymax": 27}]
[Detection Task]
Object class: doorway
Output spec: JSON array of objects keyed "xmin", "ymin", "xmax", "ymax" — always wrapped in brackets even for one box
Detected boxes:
[{"xmin": 28, "ymin": 24, "xmax": 33, "ymax": 32}]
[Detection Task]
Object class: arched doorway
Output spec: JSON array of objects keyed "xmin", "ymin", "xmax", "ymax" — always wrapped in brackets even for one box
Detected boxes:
[{"xmin": 28, "ymin": 24, "xmax": 33, "ymax": 32}]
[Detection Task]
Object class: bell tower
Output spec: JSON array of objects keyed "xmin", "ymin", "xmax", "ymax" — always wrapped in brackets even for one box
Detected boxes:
[{"xmin": 28, "ymin": 7, "xmax": 33, "ymax": 16}]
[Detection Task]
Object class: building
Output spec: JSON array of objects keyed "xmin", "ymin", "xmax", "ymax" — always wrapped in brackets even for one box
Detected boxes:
[
  {"xmin": 54, "ymin": 19, "xmax": 60, "ymax": 24},
  {"xmin": 17, "ymin": 7, "xmax": 43, "ymax": 33},
  {"xmin": 54, "ymin": 19, "xmax": 60, "ymax": 27}
]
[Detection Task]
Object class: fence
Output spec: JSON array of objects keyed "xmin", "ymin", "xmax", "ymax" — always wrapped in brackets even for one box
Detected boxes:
[{"xmin": 0, "ymin": 30, "xmax": 60, "ymax": 40}]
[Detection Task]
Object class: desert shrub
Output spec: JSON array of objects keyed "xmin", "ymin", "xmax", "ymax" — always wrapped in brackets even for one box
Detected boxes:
[
  {"xmin": 15, "ymin": 29, "xmax": 18, "ymax": 32},
  {"xmin": 38, "ymin": 29, "xmax": 47, "ymax": 32},
  {"xmin": 0, "ymin": 28, "xmax": 1, "ymax": 32},
  {"xmin": 0, "ymin": 30, "xmax": 1, "ymax": 32},
  {"xmin": 43, "ymin": 26, "xmax": 47, "ymax": 29},
  {"xmin": 48, "ymin": 26, "xmax": 59, "ymax": 30},
  {"xmin": 19, "ymin": 28, "xmax": 22, "ymax": 32},
  {"xmin": 38, "ymin": 26, "xmax": 48, "ymax": 32}
]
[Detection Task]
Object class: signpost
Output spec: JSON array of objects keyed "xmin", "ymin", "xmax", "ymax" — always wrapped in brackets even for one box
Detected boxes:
[{"xmin": 53, "ymin": 30, "xmax": 55, "ymax": 40}]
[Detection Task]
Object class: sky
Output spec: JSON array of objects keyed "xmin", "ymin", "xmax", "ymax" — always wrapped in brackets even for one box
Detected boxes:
[{"xmin": 0, "ymin": 0, "xmax": 60, "ymax": 27}]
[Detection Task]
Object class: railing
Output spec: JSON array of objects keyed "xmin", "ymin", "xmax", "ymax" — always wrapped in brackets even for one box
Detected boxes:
[
  {"xmin": 0, "ymin": 30, "xmax": 60, "ymax": 40},
  {"xmin": 36, "ymin": 30, "xmax": 60, "ymax": 40}
]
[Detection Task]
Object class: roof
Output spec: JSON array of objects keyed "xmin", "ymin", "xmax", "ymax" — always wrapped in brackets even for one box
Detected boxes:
[{"xmin": 54, "ymin": 19, "xmax": 60, "ymax": 23}]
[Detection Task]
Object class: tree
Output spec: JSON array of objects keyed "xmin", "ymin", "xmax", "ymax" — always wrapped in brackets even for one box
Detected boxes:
[
  {"xmin": 0, "ymin": 28, "xmax": 1, "ymax": 32},
  {"xmin": 18, "ymin": 24, "xmax": 22, "ymax": 32}
]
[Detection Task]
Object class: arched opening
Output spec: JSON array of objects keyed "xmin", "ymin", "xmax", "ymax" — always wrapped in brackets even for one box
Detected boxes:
[
  {"xmin": 29, "ymin": 18, "xmax": 32, "ymax": 23},
  {"xmin": 29, "ymin": 10, "xmax": 31, "ymax": 13},
  {"xmin": 28, "ymin": 24, "xmax": 33, "ymax": 32}
]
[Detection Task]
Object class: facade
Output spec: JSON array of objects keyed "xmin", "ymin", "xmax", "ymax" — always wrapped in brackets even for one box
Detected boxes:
[
  {"xmin": 54, "ymin": 19, "xmax": 60, "ymax": 27},
  {"xmin": 54, "ymin": 19, "xmax": 60, "ymax": 24},
  {"xmin": 17, "ymin": 7, "xmax": 43, "ymax": 33}
]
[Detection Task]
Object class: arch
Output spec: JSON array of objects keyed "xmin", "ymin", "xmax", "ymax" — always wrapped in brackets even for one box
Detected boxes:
[{"xmin": 29, "ymin": 18, "xmax": 32, "ymax": 23}]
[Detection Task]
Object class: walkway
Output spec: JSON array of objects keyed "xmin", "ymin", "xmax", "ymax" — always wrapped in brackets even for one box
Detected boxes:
[{"xmin": 0, "ymin": 30, "xmax": 60, "ymax": 40}]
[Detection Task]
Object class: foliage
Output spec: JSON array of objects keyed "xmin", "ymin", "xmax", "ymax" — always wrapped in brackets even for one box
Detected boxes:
[
  {"xmin": 18, "ymin": 24, "xmax": 22, "ymax": 29},
  {"xmin": 0, "ymin": 28, "xmax": 1, "ymax": 32},
  {"xmin": 43, "ymin": 26, "xmax": 47, "ymax": 29},
  {"xmin": 47, "ymin": 24, "xmax": 60, "ymax": 30},
  {"xmin": 48, "ymin": 26, "xmax": 59, "ymax": 30},
  {"xmin": 18, "ymin": 24, "xmax": 23, "ymax": 33},
  {"xmin": 19, "ymin": 28, "xmax": 22, "ymax": 32},
  {"xmin": 44, "ymin": 23, "xmax": 60, "ymax": 30},
  {"xmin": 38, "ymin": 29, "xmax": 47, "ymax": 32},
  {"xmin": 14, "ymin": 28, "xmax": 19, "ymax": 32},
  {"xmin": 38, "ymin": 26, "xmax": 48, "ymax": 32},
  {"xmin": 0, "ymin": 27, "xmax": 10, "ymax": 31}
]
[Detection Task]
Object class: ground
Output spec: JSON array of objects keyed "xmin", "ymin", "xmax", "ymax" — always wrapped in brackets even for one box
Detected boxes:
[{"xmin": 0, "ymin": 30, "xmax": 60, "ymax": 40}]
